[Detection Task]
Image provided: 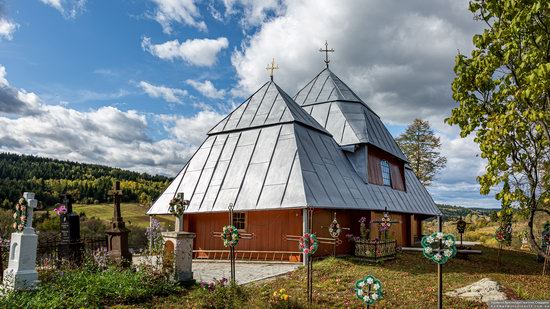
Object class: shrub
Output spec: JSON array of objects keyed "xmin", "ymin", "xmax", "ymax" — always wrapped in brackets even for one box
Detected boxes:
[
  {"xmin": 0, "ymin": 266, "xmax": 181, "ymax": 308},
  {"xmin": 189, "ymin": 278, "xmax": 249, "ymax": 309}
]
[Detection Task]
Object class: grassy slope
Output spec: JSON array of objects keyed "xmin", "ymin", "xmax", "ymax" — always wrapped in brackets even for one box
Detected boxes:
[
  {"xmin": 145, "ymin": 246, "xmax": 549, "ymax": 308},
  {"xmin": 72, "ymin": 203, "xmax": 174, "ymax": 228}
]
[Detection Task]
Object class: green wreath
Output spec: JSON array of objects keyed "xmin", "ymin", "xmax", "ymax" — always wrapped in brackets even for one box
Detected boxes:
[
  {"xmin": 221, "ymin": 225, "xmax": 240, "ymax": 247},
  {"xmin": 355, "ymin": 275, "xmax": 383, "ymax": 305},
  {"xmin": 169, "ymin": 196, "xmax": 188, "ymax": 217},
  {"xmin": 421, "ymin": 232, "xmax": 457, "ymax": 265},
  {"xmin": 299, "ymin": 233, "xmax": 318, "ymax": 256},
  {"xmin": 13, "ymin": 197, "xmax": 28, "ymax": 232}
]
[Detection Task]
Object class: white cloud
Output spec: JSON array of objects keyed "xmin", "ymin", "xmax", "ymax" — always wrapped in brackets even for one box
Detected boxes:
[
  {"xmin": 0, "ymin": 65, "xmax": 220, "ymax": 176},
  {"xmin": 0, "ymin": 17, "xmax": 18, "ymax": 40},
  {"xmin": 185, "ymin": 79, "xmax": 225, "ymax": 99},
  {"xmin": 150, "ymin": 0, "xmax": 207, "ymax": 33},
  {"xmin": 0, "ymin": 65, "xmax": 41, "ymax": 115},
  {"xmin": 40, "ymin": 0, "xmax": 86, "ymax": 19},
  {"xmin": 142, "ymin": 37, "xmax": 229, "ymax": 67},
  {"xmin": 139, "ymin": 81, "xmax": 188, "ymax": 103},
  {"xmin": 222, "ymin": 0, "xmax": 286, "ymax": 28}
]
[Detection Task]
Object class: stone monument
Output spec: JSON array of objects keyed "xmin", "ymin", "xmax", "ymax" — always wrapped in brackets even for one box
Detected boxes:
[
  {"xmin": 3, "ymin": 192, "xmax": 39, "ymax": 291},
  {"xmin": 106, "ymin": 181, "xmax": 132, "ymax": 265},
  {"xmin": 162, "ymin": 194, "xmax": 195, "ymax": 284},
  {"xmin": 58, "ymin": 194, "xmax": 82, "ymax": 264}
]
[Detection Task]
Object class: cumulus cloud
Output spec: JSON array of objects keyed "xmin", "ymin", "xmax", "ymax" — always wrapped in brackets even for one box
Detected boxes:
[
  {"xmin": 221, "ymin": 0, "xmax": 286, "ymax": 28},
  {"xmin": 139, "ymin": 81, "xmax": 188, "ymax": 103},
  {"xmin": 185, "ymin": 79, "xmax": 225, "ymax": 99},
  {"xmin": 40, "ymin": 0, "xmax": 86, "ymax": 19},
  {"xmin": 0, "ymin": 65, "xmax": 222, "ymax": 176},
  {"xmin": 142, "ymin": 37, "xmax": 229, "ymax": 67},
  {"xmin": 150, "ymin": 0, "xmax": 207, "ymax": 33},
  {"xmin": 0, "ymin": 17, "xmax": 17, "ymax": 40},
  {"xmin": 0, "ymin": 65, "xmax": 41, "ymax": 115}
]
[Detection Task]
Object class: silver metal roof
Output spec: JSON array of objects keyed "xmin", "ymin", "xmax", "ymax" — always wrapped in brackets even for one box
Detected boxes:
[
  {"xmin": 294, "ymin": 68, "xmax": 408, "ymax": 161},
  {"xmin": 147, "ymin": 79, "xmax": 441, "ymax": 216}
]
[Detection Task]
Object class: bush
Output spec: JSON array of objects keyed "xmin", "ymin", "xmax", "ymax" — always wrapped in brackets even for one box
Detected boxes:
[
  {"xmin": 189, "ymin": 278, "xmax": 249, "ymax": 309},
  {"xmin": 0, "ymin": 266, "xmax": 181, "ymax": 308}
]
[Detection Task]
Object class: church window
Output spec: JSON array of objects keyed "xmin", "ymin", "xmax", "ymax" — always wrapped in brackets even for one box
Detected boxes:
[
  {"xmin": 233, "ymin": 212, "xmax": 246, "ymax": 230},
  {"xmin": 381, "ymin": 160, "xmax": 392, "ymax": 187}
]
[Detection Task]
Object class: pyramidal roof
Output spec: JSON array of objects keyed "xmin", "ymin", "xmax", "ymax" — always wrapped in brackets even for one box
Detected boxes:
[
  {"xmin": 294, "ymin": 68, "xmax": 408, "ymax": 162},
  {"xmin": 147, "ymin": 79, "xmax": 440, "ymax": 216},
  {"xmin": 209, "ymin": 81, "xmax": 330, "ymax": 135}
]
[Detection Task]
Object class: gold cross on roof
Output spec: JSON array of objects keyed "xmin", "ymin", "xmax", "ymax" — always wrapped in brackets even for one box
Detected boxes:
[
  {"xmin": 266, "ymin": 58, "xmax": 279, "ymax": 80},
  {"xmin": 319, "ymin": 40, "xmax": 334, "ymax": 67}
]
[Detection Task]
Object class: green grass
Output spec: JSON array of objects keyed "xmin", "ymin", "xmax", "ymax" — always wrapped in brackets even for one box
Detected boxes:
[
  {"xmin": 72, "ymin": 203, "xmax": 174, "ymax": 228},
  {"xmin": 133, "ymin": 246, "xmax": 549, "ymax": 308}
]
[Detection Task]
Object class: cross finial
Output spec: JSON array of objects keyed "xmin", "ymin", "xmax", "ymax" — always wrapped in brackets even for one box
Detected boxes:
[
  {"xmin": 266, "ymin": 58, "xmax": 279, "ymax": 81},
  {"xmin": 319, "ymin": 40, "xmax": 334, "ymax": 68}
]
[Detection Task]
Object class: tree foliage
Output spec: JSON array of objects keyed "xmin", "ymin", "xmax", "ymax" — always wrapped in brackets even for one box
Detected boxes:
[
  {"xmin": 448, "ymin": 0, "xmax": 550, "ymax": 256},
  {"xmin": 396, "ymin": 119, "xmax": 447, "ymax": 186},
  {"xmin": 0, "ymin": 153, "xmax": 171, "ymax": 209}
]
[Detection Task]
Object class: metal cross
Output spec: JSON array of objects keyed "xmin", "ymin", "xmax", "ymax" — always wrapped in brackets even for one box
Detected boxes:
[
  {"xmin": 370, "ymin": 207, "xmax": 400, "ymax": 240},
  {"xmin": 320, "ymin": 212, "xmax": 350, "ymax": 257},
  {"xmin": 319, "ymin": 40, "xmax": 334, "ymax": 67},
  {"xmin": 266, "ymin": 58, "xmax": 279, "ymax": 81},
  {"xmin": 455, "ymin": 216, "xmax": 470, "ymax": 246}
]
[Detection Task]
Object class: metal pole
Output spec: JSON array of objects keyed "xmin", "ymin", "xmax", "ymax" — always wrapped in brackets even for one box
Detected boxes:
[{"xmin": 437, "ymin": 216, "xmax": 443, "ymax": 309}]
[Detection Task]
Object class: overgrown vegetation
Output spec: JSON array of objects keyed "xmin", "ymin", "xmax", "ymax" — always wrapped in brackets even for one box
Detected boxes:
[{"xmin": 0, "ymin": 152, "xmax": 171, "ymax": 209}]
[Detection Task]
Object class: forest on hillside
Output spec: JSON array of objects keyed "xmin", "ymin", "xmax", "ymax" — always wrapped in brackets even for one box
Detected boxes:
[{"xmin": 0, "ymin": 153, "xmax": 171, "ymax": 209}]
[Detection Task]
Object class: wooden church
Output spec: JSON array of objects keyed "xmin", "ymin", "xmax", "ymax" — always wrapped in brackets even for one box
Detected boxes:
[{"xmin": 147, "ymin": 49, "xmax": 442, "ymax": 261}]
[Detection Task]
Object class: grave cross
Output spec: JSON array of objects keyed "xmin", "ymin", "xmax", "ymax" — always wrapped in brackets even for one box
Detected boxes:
[
  {"xmin": 211, "ymin": 203, "xmax": 254, "ymax": 285},
  {"xmin": 108, "ymin": 181, "xmax": 125, "ymax": 228},
  {"xmin": 319, "ymin": 40, "xmax": 334, "ymax": 67},
  {"xmin": 320, "ymin": 212, "xmax": 350, "ymax": 257},
  {"xmin": 455, "ymin": 216, "xmax": 470, "ymax": 247},
  {"xmin": 370, "ymin": 207, "xmax": 400, "ymax": 240}
]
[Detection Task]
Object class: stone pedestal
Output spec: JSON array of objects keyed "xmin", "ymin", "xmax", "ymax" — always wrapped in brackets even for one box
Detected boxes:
[
  {"xmin": 161, "ymin": 231, "xmax": 195, "ymax": 284},
  {"xmin": 3, "ymin": 192, "xmax": 39, "ymax": 291},
  {"xmin": 107, "ymin": 225, "xmax": 132, "ymax": 265}
]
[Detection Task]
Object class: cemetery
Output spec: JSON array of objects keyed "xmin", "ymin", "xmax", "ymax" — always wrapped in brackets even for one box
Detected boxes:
[{"xmin": 1, "ymin": 1, "xmax": 550, "ymax": 308}]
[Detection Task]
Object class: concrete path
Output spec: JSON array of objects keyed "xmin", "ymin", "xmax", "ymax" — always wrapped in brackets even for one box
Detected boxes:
[
  {"xmin": 133, "ymin": 256, "xmax": 301, "ymax": 285},
  {"xmin": 193, "ymin": 261, "xmax": 301, "ymax": 285}
]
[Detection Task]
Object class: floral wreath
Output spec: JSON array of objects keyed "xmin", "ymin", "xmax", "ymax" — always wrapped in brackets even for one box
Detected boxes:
[
  {"xmin": 495, "ymin": 224, "xmax": 512, "ymax": 245},
  {"xmin": 379, "ymin": 212, "xmax": 392, "ymax": 232},
  {"xmin": 328, "ymin": 219, "xmax": 342, "ymax": 238},
  {"xmin": 221, "ymin": 225, "xmax": 240, "ymax": 247},
  {"xmin": 355, "ymin": 275, "xmax": 383, "ymax": 305},
  {"xmin": 54, "ymin": 204, "xmax": 68, "ymax": 216},
  {"xmin": 13, "ymin": 197, "xmax": 28, "ymax": 232},
  {"xmin": 169, "ymin": 196, "xmax": 189, "ymax": 217},
  {"xmin": 299, "ymin": 233, "xmax": 318, "ymax": 256},
  {"xmin": 421, "ymin": 232, "xmax": 457, "ymax": 265}
]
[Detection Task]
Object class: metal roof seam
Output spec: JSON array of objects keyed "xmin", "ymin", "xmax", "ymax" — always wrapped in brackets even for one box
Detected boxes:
[{"xmin": 255, "ymin": 125, "xmax": 284, "ymax": 207}]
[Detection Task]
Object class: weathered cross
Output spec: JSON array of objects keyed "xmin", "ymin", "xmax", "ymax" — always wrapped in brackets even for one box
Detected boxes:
[
  {"xmin": 266, "ymin": 58, "xmax": 279, "ymax": 81},
  {"xmin": 108, "ymin": 181, "xmax": 125, "ymax": 229},
  {"xmin": 211, "ymin": 203, "xmax": 254, "ymax": 285},
  {"xmin": 320, "ymin": 212, "xmax": 350, "ymax": 257},
  {"xmin": 319, "ymin": 40, "xmax": 334, "ymax": 67},
  {"xmin": 455, "ymin": 216, "xmax": 470, "ymax": 246},
  {"xmin": 370, "ymin": 207, "xmax": 400, "ymax": 240}
]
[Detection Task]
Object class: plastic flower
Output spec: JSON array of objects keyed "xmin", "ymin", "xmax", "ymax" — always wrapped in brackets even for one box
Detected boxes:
[
  {"xmin": 20, "ymin": 206, "xmax": 26, "ymax": 211},
  {"xmin": 372, "ymin": 293, "xmax": 379, "ymax": 300},
  {"xmin": 436, "ymin": 232, "xmax": 444, "ymax": 240},
  {"xmin": 444, "ymin": 239, "xmax": 454, "ymax": 247},
  {"xmin": 444, "ymin": 249, "xmax": 453, "ymax": 257},
  {"xmin": 373, "ymin": 283, "xmax": 380, "ymax": 290},
  {"xmin": 434, "ymin": 253, "xmax": 442, "ymax": 261},
  {"xmin": 424, "ymin": 247, "xmax": 433, "ymax": 254},
  {"xmin": 303, "ymin": 248, "xmax": 310, "ymax": 255},
  {"xmin": 426, "ymin": 236, "xmax": 434, "ymax": 244},
  {"xmin": 358, "ymin": 281, "xmax": 365, "ymax": 288},
  {"xmin": 13, "ymin": 213, "xmax": 17, "ymax": 219},
  {"xmin": 357, "ymin": 289, "xmax": 364, "ymax": 296},
  {"xmin": 363, "ymin": 295, "xmax": 370, "ymax": 301},
  {"xmin": 366, "ymin": 277, "xmax": 374, "ymax": 285}
]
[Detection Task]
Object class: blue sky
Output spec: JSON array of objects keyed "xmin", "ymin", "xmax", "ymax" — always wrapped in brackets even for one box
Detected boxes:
[{"xmin": 0, "ymin": 0, "xmax": 500, "ymax": 208}]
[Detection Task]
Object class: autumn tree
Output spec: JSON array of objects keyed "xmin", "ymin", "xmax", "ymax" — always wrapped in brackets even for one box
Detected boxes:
[
  {"xmin": 396, "ymin": 119, "xmax": 447, "ymax": 186},
  {"xmin": 448, "ymin": 0, "xmax": 550, "ymax": 257}
]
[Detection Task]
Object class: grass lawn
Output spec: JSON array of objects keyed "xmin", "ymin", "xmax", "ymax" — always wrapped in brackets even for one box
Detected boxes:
[
  {"xmin": 135, "ymin": 246, "xmax": 549, "ymax": 308},
  {"xmin": 71, "ymin": 203, "xmax": 174, "ymax": 228}
]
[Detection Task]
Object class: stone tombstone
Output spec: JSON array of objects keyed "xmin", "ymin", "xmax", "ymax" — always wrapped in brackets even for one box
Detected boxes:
[
  {"xmin": 59, "ymin": 194, "xmax": 82, "ymax": 263},
  {"xmin": 161, "ymin": 231, "xmax": 195, "ymax": 284},
  {"xmin": 3, "ymin": 192, "xmax": 39, "ymax": 291},
  {"xmin": 106, "ymin": 181, "xmax": 132, "ymax": 265}
]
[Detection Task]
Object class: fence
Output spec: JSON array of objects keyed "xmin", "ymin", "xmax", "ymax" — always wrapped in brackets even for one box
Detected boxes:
[
  {"xmin": 0, "ymin": 239, "xmax": 8, "ymax": 281},
  {"xmin": 354, "ymin": 239, "xmax": 397, "ymax": 262},
  {"xmin": 36, "ymin": 235, "xmax": 108, "ymax": 269},
  {"xmin": 193, "ymin": 250, "xmax": 302, "ymax": 262}
]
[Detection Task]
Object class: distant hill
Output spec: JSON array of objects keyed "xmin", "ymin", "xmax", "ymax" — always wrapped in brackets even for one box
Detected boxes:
[
  {"xmin": 0, "ymin": 152, "xmax": 171, "ymax": 209},
  {"xmin": 436, "ymin": 203, "xmax": 499, "ymax": 218}
]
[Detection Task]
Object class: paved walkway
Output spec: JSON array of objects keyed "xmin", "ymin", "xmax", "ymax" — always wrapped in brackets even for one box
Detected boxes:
[
  {"xmin": 193, "ymin": 261, "xmax": 301, "ymax": 285},
  {"xmin": 133, "ymin": 256, "xmax": 301, "ymax": 285}
]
